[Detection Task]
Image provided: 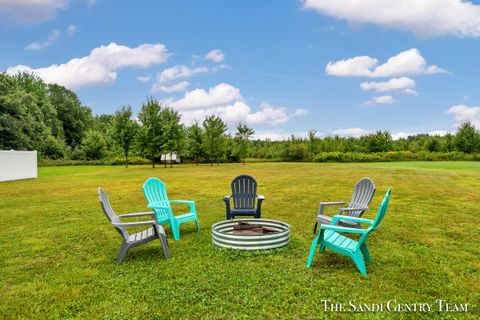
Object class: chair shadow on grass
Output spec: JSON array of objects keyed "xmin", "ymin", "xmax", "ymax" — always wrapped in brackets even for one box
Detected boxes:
[
  {"xmin": 161, "ymin": 222, "xmax": 200, "ymax": 240},
  {"xmin": 308, "ymin": 251, "xmax": 377, "ymax": 276},
  {"xmin": 108, "ymin": 244, "xmax": 171, "ymax": 263}
]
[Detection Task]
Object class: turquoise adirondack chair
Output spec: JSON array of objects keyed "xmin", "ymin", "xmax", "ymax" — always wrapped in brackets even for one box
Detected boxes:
[
  {"xmin": 142, "ymin": 178, "xmax": 200, "ymax": 240},
  {"xmin": 306, "ymin": 189, "xmax": 391, "ymax": 276}
]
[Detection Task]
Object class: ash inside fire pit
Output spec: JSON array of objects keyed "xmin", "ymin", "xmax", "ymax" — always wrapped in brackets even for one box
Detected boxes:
[{"xmin": 232, "ymin": 221, "xmax": 278, "ymax": 235}]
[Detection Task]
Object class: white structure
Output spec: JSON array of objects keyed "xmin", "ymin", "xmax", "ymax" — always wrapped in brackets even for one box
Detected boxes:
[
  {"xmin": 0, "ymin": 150, "xmax": 38, "ymax": 182},
  {"xmin": 160, "ymin": 153, "xmax": 180, "ymax": 164}
]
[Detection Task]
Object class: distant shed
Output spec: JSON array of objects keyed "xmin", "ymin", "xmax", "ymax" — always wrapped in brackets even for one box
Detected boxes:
[{"xmin": 160, "ymin": 153, "xmax": 181, "ymax": 164}]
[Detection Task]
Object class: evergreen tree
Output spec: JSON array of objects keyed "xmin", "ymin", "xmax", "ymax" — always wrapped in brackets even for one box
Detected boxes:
[
  {"xmin": 454, "ymin": 122, "xmax": 480, "ymax": 153},
  {"xmin": 364, "ymin": 131, "xmax": 393, "ymax": 153}
]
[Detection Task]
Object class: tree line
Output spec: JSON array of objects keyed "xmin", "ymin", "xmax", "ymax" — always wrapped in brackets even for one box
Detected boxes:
[{"xmin": 2, "ymin": 72, "xmax": 480, "ymax": 166}]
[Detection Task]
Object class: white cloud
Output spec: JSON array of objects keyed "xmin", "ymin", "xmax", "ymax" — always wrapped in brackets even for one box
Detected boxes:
[
  {"xmin": 303, "ymin": 0, "xmax": 480, "ymax": 38},
  {"xmin": 253, "ymin": 131, "xmax": 313, "ymax": 141},
  {"xmin": 137, "ymin": 74, "xmax": 151, "ymax": 82},
  {"xmin": 326, "ymin": 55, "xmax": 377, "ymax": 77},
  {"xmin": 25, "ymin": 29, "xmax": 61, "ymax": 51},
  {"xmin": 205, "ymin": 49, "xmax": 225, "ymax": 63},
  {"xmin": 172, "ymin": 83, "xmax": 242, "ymax": 110},
  {"xmin": 400, "ymin": 88, "xmax": 418, "ymax": 95},
  {"xmin": 154, "ymin": 81, "xmax": 190, "ymax": 93},
  {"xmin": 428, "ymin": 130, "xmax": 448, "ymax": 136},
  {"xmin": 157, "ymin": 65, "xmax": 209, "ymax": 83},
  {"xmin": 67, "ymin": 24, "xmax": 76, "ymax": 35},
  {"xmin": 246, "ymin": 103, "xmax": 306, "ymax": 125},
  {"xmin": 0, "ymin": 0, "xmax": 68, "ymax": 23},
  {"xmin": 391, "ymin": 132, "xmax": 416, "ymax": 140},
  {"xmin": 332, "ymin": 128, "xmax": 448, "ymax": 140},
  {"xmin": 447, "ymin": 104, "xmax": 480, "ymax": 128},
  {"xmin": 246, "ymin": 102, "xmax": 290, "ymax": 125},
  {"xmin": 211, "ymin": 64, "xmax": 230, "ymax": 73},
  {"xmin": 333, "ymin": 128, "xmax": 370, "ymax": 138},
  {"xmin": 364, "ymin": 95, "xmax": 397, "ymax": 105},
  {"xmin": 169, "ymin": 83, "xmax": 307, "ymax": 126},
  {"xmin": 178, "ymin": 101, "xmax": 251, "ymax": 126},
  {"xmin": 152, "ymin": 63, "xmax": 229, "ymax": 93},
  {"xmin": 326, "ymin": 48, "xmax": 446, "ymax": 78},
  {"xmin": 293, "ymin": 108, "xmax": 308, "ymax": 116},
  {"xmin": 360, "ymin": 77, "xmax": 417, "ymax": 95},
  {"xmin": 7, "ymin": 42, "xmax": 170, "ymax": 90}
]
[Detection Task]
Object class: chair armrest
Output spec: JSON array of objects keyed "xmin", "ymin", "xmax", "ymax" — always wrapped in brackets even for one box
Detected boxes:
[
  {"xmin": 318, "ymin": 201, "xmax": 348, "ymax": 216},
  {"xmin": 170, "ymin": 199, "xmax": 196, "ymax": 213},
  {"xmin": 112, "ymin": 220, "xmax": 157, "ymax": 227},
  {"xmin": 320, "ymin": 224, "xmax": 368, "ymax": 234},
  {"xmin": 257, "ymin": 195, "xmax": 265, "ymax": 200},
  {"xmin": 224, "ymin": 195, "xmax": 231, "ymax": 215},
  {"xmin": 331, "ymin": 215, "xmax": 374, "ymax": 225},
  {"xmin": 320, "ymin": 201, "xmax": 349, "ymax": 206},
  {"xmin": 223, "ymin": 196, "xmax": 231, "ymax": 208},
  {"xmin": 118, "ymin": 211, "xmax": 155, "ymax": 218},
  {"xmin": 170, "ymin": 200, "xmax": 195, "ymax": 205}
]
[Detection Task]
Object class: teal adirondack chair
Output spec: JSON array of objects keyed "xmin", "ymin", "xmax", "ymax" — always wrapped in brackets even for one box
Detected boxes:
[
  {"xmin": 306, "ymin": 189, "xmax": 391, "ymax": 276},
  {"xmin": 142, "ymin": 178, "xmax": 200, "ymax": 240}
]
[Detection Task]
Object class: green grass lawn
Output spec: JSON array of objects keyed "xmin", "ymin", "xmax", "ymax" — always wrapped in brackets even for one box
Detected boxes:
[{"xmin": 0, "ymin": 162, "xmax": 479, "ymax": 319}]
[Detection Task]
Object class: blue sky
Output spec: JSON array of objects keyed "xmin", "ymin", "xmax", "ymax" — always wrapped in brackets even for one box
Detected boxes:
[{"xmin": 1, "ymin": 0, "xmax": 480, "ymax": 140}]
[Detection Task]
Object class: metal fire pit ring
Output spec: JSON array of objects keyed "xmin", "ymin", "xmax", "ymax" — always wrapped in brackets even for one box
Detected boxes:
[{"xmin": 212, "ymin": 219, "xmax": 290, "ymax": 250}]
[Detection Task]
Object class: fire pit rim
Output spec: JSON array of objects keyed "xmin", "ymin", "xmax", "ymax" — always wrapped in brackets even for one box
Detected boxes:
[{"xmin": 212, "ymin": 218, "xmax": 290, "ymax": 250}]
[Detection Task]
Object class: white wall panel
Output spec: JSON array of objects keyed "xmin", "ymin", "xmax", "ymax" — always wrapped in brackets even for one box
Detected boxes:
[{"xmin": 0, "ymin": 151, "xmax": 37, "ymax": 182}]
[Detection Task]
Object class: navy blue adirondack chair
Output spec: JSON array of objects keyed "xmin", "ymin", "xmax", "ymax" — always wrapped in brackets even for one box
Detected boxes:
[{"xmin": 224, "ymin": 175, "xmax": 264, "ymax": 220}]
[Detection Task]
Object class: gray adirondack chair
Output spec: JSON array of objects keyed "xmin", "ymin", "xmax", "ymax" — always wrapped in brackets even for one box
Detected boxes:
[
  {"xmin": 98, "ymin": 187, "xmax": 170, "ymax": 262},
  {"xmin": 313, "ymin": 177, "xmax": 376, "ymax": 233},
  {"xmin": 224, "ymin": 175, "xmax": 264, "ymax": 219}
]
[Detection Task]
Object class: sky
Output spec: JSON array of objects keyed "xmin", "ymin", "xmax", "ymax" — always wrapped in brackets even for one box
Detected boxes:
[{"xmin": 1, "ymin": 0, "xmax": 480, "ymax": 140}]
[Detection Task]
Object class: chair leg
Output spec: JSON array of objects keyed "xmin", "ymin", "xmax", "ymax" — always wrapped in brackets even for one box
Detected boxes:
[
  {"xmin": 306, "ymin": 235, "xmax": 320, "ymax": 268},
  {"xmin": 319, "ymin": 245, "xmax": 326, "ymax": 253},
  {"xmin": 169, "ymin": 217, "xmax": 180, "ymax": 241},
  {"xmin": 194, "ymin": 218, "xmax": 200, "ymax": 232},
  {"xmin": 159, "ymin": 234, "xmax": 171, "ymax": 259},
  {"xmin": 172, "ymin": 224, "xmax": 180, "ymax": 241},
  {"xmin": 155, "ymin": 225, "xmax": 171, "ymax": 259},
  {"xmin": 313, "ymin": 222, "xmax": 318, "ymax": 234},
  {"xmin": 360, "ymin": 244, "xmax": 371, "ymax": 264},
  {"xmin": 117, "ymin": 241, "xmax": 129, "ymax": 262},
  {"xmin": 352, "ymin": 252, "xmax": 367, "ymax": 276}
]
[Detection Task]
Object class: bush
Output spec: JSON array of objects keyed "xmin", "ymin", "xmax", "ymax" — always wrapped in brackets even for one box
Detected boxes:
[
  {"xmin": 38, "ymin": 156, "xmax": 152, "ymax": 166},
  {"xmin": 39, "ymin": 136, "xmax": 65, "ymax": 160},
  {"xmin": 313, "ymin": 151, "xmax": 476, "ymax": 163}
]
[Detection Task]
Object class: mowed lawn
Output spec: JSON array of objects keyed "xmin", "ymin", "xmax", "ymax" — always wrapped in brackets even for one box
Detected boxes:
[{"xmin": 0, "ymin": 162, "xmax": 479, "ymax": 319}]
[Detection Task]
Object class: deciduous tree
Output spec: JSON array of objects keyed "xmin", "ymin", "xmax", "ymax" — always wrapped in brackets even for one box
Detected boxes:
[
  {"xmin": 203, "ymin": 115, "xmax": 227, "ymax": 166},
  {"xmin": 112, "ymin": 106, "xmax": 138, "ymax": 167}
]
